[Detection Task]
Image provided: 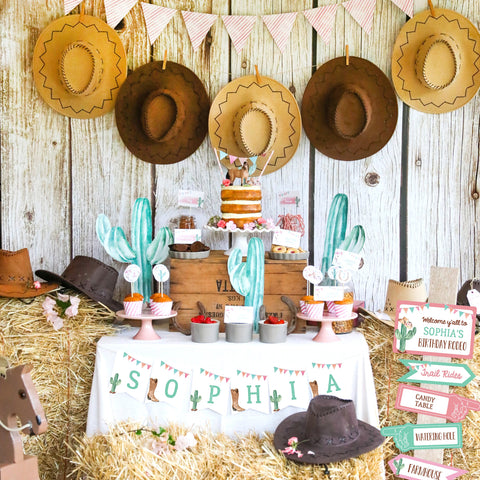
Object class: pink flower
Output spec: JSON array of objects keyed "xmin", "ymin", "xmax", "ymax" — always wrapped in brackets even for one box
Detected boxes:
[
  {"xmin": 65, "ymin": 304, "xmax": 78, "ymax": 318},
  {"xmin": 265, "ymin": 218, "xmax": 276, "ymax": 230},
  {"xmin": 42, "ymin": 296, "xmax": 56, "ymax": 313},
  {"xmin": 288, "ymin": 437, "xmax": 298, "ymax": 446},
  {"xmin": 217, "ymin": 219, "xmax": 226, "ymax": 228},
  {"xmin": 257, "ymin": 217, "xmax": 266, "ymax": 224},
  {"xmin": 222, "ymin": 179, "xmax": 231, "ymax": 186},
  {"xmin": 57, "ymin": 293, "xmax": 70, "ymax": 302},
  {"xmin": 69, "ymin": 296, "xmax": 80, "ymax": 307},
  {"xmin": 281, "ymin": 446, "xmax": 296, "ymax": 454},
  {"xmin": 175, "ymin": 432, "xmax": 197, "ymax": 451},
  {"xmin": 47, "ymin": 312, "xmax": 64, "ymax": 331},
  {"xmin": 226, "ymin": 221, "xmax": 237, "ymax": 232},
  {"xmin": 297, "ymin": 452, "xmax": 303, "ymax": 458},
  {"xmin": 243, "ymin": 222, "xmax": 256, "ymax": 232},
  {"xmin": 33, "ymin": 281, "xmax": 41, "ymax": 289}
]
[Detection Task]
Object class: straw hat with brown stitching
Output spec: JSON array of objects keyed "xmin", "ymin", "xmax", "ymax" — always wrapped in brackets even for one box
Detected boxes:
[
  {"xmin": 302, "ymin": 56, "xmax": 398, "ymax": 161},
  {"xmin": 392, "ymin": 8, "xmax": 480, "ymax": 114},
  {"xmin": 33, "ymin": 14, "xmax": 127, "ymax": 119},
  {"xmin": 115, "ymin": 61, "xmax": 210, "ymax": 165},
  {"xmin": 209, "ymin": 75, "xmax": 301, "ymax": 176}
]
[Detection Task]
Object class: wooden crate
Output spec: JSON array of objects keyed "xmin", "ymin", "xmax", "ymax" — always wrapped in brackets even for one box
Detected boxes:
[{"xmin": 169, "ymin": 250, "xmax": 307, "ymax": 333}]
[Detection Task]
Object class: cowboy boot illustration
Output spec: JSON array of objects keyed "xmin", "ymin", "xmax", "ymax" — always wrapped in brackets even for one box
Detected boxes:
[
  {"xmin": 147, "ymin": 378, "xmax": 159, "ymax": 402},
  {"xmin": 309, "ymin": 380, "xmax": 318, "ymax": 397},
  {"xmin": 231, "ymin": 388, "xmax": 245, "ymax": 411}
]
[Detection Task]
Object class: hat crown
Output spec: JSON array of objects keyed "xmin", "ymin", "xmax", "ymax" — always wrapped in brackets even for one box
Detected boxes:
[
  {"xmin": 304, "ymin": 396, "xmax": 360, "ymax": 446},
  {"xmin": 59, "ymin": 41, "xmax": 103, "ymax": 96},
  {"xmin": 384, "ymin": 278, "xmax": 427, "ymax": 319},
  {"xmin": 0, "ymin": 249, "xmax": 34, "ymax": 286}
]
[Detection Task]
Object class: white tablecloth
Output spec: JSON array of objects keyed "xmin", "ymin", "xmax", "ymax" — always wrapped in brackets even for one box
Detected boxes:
[{"xmin": 86, "ymin": 325, "xmax": 379, "ymax": 437}]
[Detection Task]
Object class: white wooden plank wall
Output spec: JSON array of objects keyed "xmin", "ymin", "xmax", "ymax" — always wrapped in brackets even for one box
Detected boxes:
[{"xmin": 1, "ymin": 0, "xmax": 479, "ymax": 308}]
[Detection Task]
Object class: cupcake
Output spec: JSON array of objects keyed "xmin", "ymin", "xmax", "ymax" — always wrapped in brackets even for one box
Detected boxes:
[
  {"xmin": 124, "ymin": 293, "xmax": 144, "ymax": 316},
  {"xmin": 150, "ymin": 293, "xmax": 173, "ymax": 316},
  {"xmin": 299, "ymin": 295, "xmax": 313, "ymax": 314},
  {"xmin": 333, "ymin": 293, "xmax": 354, "ymax": 318},
  {"xmin": 302, "ymin": 296, "xmax": 324, "ymax": 320}
]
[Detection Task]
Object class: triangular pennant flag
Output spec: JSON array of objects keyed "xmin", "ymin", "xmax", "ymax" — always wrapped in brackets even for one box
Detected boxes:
[
  {"xmin": 389, "ymin": 0, "xmax": 413, "ymax": 17},
  {"xmin": 222, "ymin": 15, "xmax": 257, "ymax": 54},
  {"xmin": 141, "ymin": 3, "xmax": 176, "ymax": 45},
  {"xmin": 64, "ymin": 0, "xmax": 83, "ymax": 15},
  {"xmin": 123, "ymin": 352, "xmax": 127, "ymax": 357},
  {"xmin": 261, "ymin": 12, "xmax": 298, "ymax": 54},
  {"xmin": 342, "ymin": 0, "xmax": 376, "ymax": 35},
  {"xmin": 303, "ymin": 5, "xmax": 338, "ymax": 44},
  {"xmin": 248, "ymin": 156, "xmax": 258, "ymax": 175},
  {"xmin": 104, "ymin": 0, "xmax": 138, "ymax": 29},
  {"xmin": 200, "ymin": 368, "xmax": 204, "ymax": 374},
  {"xmin": 228, "ymin": 154, "xmax": 237, "ymax": 164},
  {"xmin": 174, "ymin": 368, "xmax": 178, "ymax": 374},
  {"xmin": 182, "ymin": 11, "xmax": 218, "ymax": 52},
  {"xmin": 218, "ymin": 150, "xmax": 228, "ymax": 160}
]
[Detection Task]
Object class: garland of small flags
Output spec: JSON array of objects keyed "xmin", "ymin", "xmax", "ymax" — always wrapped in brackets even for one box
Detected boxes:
[{"xmin": 65, "ymin": 0, "xmax": 414, "ymax": 52}]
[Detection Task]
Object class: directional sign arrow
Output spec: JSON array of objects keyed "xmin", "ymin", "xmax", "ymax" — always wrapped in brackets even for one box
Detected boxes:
[
  {"xmin": 398, "ymin": 359, "xmax": 476, "ymax": 387},
  {"xmin": 388, "ymin": 454, "xmax": 467, "ymax": 480}
]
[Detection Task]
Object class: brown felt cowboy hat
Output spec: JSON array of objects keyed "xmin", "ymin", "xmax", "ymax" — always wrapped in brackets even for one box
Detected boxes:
[
  {"xmin": 36, "ymin": 256, "xmax": 122, "ymax": 311},
  {"xmin": 0, "ymin": 249, "xmax": 58, "ymax": 298},
  {"xmin": 115, "ymin": 61, "xmax": 210, "ymax": 165},
  {"xmin": 274, "ymin": 395, "xmax": 384, "ymax": 464},
  {"xmin": 392, "ymin": 8, "xmax": 480, "ymax": 114},
  {"xmin": 209, "ymin": 75, "xmax": 301, "ymax": 176},
  {"xmin": 302, "ymin": 56, "xmax": 398, "ymax": 161},
  {"xmin": 33, "ymin": 14, "xmax": 127, "ymax": 119}
]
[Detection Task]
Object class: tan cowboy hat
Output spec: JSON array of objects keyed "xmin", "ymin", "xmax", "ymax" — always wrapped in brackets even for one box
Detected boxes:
[
  {"xmin": 115, "ymin": 61, "xmax": 210, "ymax": 165},
  {"xmin": 0, "ymin": 249, "xmax": 58, "ymax": 298},
  {"xmin": 209, "ymin": 75, "xmax": 301, "ymax": 176},
  {"xmin": 302, "ymin": 56, "xmax": 398, "ymax": 161},
  {"xmin": 33, "ymin": 14, "xmax": 127, "ymax": 119},
  {"xmin": 359, "ymin": 278, "xmax": 427, "ymax": 327},
  {"xmin": 392, "ymin": 8, "xmax": 480, "ymax": 114}
]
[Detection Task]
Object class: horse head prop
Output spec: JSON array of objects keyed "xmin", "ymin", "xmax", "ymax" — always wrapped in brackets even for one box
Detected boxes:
[{"xmin": 0, "ymin": 357, "xmax": 47, "ymax": 479}]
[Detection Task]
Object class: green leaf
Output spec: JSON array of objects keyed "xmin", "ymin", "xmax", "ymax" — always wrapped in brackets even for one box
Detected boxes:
[{"xmin": 135, "ymin": 429, "xmax": 142, "ymax": 435}]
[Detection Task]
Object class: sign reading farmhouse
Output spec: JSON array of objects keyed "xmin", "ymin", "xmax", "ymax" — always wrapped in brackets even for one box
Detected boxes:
[
  {"xmin": 388, "ymin": 454, "xmax": 467, "ymax": 480},
  {"xmin": 393, "ymin": 302, "xmax": 476, "ymax": 359}
]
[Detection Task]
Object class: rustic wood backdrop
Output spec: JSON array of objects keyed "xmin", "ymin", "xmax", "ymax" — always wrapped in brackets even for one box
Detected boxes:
[{"xmin": 1, "ymin": 0, "xmax": 478, "ymax": 310}]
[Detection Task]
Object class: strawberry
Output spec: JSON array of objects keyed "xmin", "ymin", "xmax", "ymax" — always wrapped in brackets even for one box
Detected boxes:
[{"xmin": 265, "ymin": 315, "xmax": 285, "ymax": 325}]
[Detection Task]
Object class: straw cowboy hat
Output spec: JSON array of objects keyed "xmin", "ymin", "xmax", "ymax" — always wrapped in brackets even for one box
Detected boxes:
[
  {"xmin": 274, "ymin": 395, "xmax": 384, "ymax": 464},
  {"xmin": 36, "ymin": 256, "xmax": 122, "ymax": 311},
  {"xmin": 302, "ymin": 56, "xmax": 398, "ymax": 161},
  {"xmin": 33, "ymin": 14, "xmax": 127, "ymax": 119},
  {"xmin": 209, "ymin": 75, "xmax": 301, "ymax": 176},
  {"xmin": 115, "ymin": 61, "xmax": 210, "ymax": 165},
  {"xmin": 391, "ymin": 8, "xmax": 480, "ymax": 114},
  {"xmin": 0, "ymin": 249, "xmax": 58, "ymax": 298}
]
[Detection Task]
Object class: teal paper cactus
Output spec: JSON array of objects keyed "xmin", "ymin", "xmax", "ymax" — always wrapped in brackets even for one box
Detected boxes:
[
  {"xmin": 227, "ymin": 237, "xmax": 265, "ymax": 332},
  {"xmin": 190, "ymin": 390, "xmax": 202, "ymax": 411},
  {"xmin": 393, "ymin": 457, "xmax": 405, "ymax": 475},
  {"xmin": 270, "ymin": 390, "xmax": 282, "ymax": 411},
  {"xmin": 109, "ymin": 373, "xmax": 121, "ymax": 393},
  {"xmin": 395, "ymin": 322, "xmax": 417, "ymax": 352},
  {"xmin": 96, "ymin": 198, "xmax": 173, "ymax": 301}
]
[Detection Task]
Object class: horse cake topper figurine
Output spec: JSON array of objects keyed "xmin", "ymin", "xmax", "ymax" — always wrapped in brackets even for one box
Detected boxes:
[{"xmin": 0, "ymin": 357, "xmax": 48, "ymax": 480}]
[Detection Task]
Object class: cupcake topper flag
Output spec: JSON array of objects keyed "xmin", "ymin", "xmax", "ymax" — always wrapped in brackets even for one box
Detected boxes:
[
  {"xmin": 303, "ymin": 265, "xmax": 324, "ymax": 296},
  {"xmin": 124, "ymin": 264, "xmax": 141, "ymax": 296},
  {"xmin": 152, "ymin": 264, "xmax": 169, "ymax": 296}
]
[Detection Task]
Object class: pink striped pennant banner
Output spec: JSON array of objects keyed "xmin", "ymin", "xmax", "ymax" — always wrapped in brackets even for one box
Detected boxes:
[
  {"xmin": 390, "ymin": 0, "xmax": 414, "ymax": 17},
  {"xmin": 261, "ymin": 12, "xmax": 298, "ymax": 54},
  {"xmin": 104, "ymin": 0, "xmax": 138, "ymax": 29},
  {"xmin": 303, "ymin": 5, "xmax": 339, "ymax": 44},
  {"xmin": 141, "ymin": 3, "xmax": 176, "ymax": 45},
  {"xmin": 342, "ymin": 0, "xmax": 377, "ymax": 35},
  {"xmin": 64, "ymin": 0, "xmax": 83, "ymax": 15},
  {"xmin": 222, "ymin": 15, "xmax": 257, "ymax": 54},
  {"xmin": 181, "ymin": 11, "xmax": 218, "ymax": 52}
]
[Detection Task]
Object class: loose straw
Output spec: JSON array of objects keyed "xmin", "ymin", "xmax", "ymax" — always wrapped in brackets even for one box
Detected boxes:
[{"xmin": 258, "ymin": 150, "xmax": 274, "ymax": 178}]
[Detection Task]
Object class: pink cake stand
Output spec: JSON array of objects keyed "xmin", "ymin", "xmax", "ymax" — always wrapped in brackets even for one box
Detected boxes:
[
  {"xmin": 116, "ymin": 309, "xmax": 177, "ymax": 340},
  {"xmin": 297, "ymin": 312, "xmax": 358, "ymax": 343}
]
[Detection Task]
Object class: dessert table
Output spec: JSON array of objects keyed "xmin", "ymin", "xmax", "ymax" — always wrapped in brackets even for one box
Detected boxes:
[{"xmin": 86, "ymin": 324, "xmax": 379, "ymax": 437}]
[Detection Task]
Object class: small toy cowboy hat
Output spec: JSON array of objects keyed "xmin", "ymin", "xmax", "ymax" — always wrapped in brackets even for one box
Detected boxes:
[
  {"xmin": 114, "ymin": 61, "xmax": 210, "ymax": 165},
  {"xmin": 391, "ymin": 8, "xmax": 480, "ymax": 113},
  {"xmin": 274, "ymin": 395, "xmax": 384, "ymax": 464},
  {"xmin": 33, "ymin": 14, "xmax": 127, "ymax": 119},
  {"xmin": 209, "ymin": 75, "xmax": 301, "ymax": 176},
  {"xmin": 0, "ymin": 249, "xmax": 58, "ymax": 298},
  {"xmin": 302, "ymin": 56, "xmax": 398, "ymax": 161}
]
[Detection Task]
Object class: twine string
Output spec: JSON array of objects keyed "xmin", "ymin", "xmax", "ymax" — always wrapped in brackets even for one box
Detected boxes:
[{"xmin": 0, "ymin": 418, "xmax": 32, "ymax": 432}]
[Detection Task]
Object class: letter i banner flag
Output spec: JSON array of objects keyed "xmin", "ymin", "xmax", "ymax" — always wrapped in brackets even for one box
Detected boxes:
[
  {"xmin": 150, "ymin": 360, "xmax": 191, "ymax": 408},
  {"xmin": 388, "ymin": 454, "xmax": 467, "ymax": 480},
  {"xmin": 189, "ymin": 367, "xmax": 231, "ymax": 415},
  {"xmin": 109, "ymin": 351, "xmax": 152, "ymax": 402},
  {"xmin": 269, "ymin": 366, "xmax": 311, "ymax": 410},
  {"xmin": 234, "ymin": 369, "xmax": 270, "ymax": 414}
]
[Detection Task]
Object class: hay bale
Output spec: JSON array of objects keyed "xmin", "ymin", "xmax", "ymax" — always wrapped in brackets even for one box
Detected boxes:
[{"xmin": 0, "ymin": 292, "xmax": 117, "ymax": 480}]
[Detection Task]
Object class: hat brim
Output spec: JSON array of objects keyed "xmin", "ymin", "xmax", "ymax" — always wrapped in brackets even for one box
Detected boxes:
[
  {"xmin": 209, "ymin": 75, "xmax": 301, "ymax": 176},
  {"xmin": 302, "ymin": 56, "xmax": 398, "ymax": 161},
  {"xmin": 35, "ymin": 269, "xmax": 122, "ymax": 312},
  {"xmin": 392, "ymin": 9, "xmax": 480, "ymax": 114},
  {"xmin": 0, "ymin": 282, "xmax": 59, "ymax": 299},
  {"xmin": 273, "ymin": 410, "xmax": 384, "ymax": 464},
  {"xmin": 115, "ymin": 61, "xmax": 210, "ymax": 165},
  {"xmin": 33, "ymin": 14, "xmax": 127, "ymax": 119}
]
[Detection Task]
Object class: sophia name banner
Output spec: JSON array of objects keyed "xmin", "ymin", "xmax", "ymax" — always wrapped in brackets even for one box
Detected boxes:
[
  {"xmin": 393, "ymin": 302, "xmax": 476, "ymax": 359},
  {"xmin": 395, "ymin": 384, "xmax": 480, "ymax": 423},
  {"xmin": 150, "ymin": 361, "xmax": 191, "ymax": 409},
  {"xmin": 398, "ymin": 359, "xmax": 476, "ymax": 387},
  {"xmin": 388, "ymin": 454, "xmax": 467, "ymax": 480},
  {"xmin": 381, "ymin": 422, "xmax": 463, "ymax": 452},
  {"xmin": 269, "ymin": 367, "xmax": 311, "ymax": 410}
]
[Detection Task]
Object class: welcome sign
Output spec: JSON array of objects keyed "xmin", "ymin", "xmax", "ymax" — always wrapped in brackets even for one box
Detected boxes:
[{"xmin": 393, "ymin": 302, "xmax": 476, "ymax": 359}]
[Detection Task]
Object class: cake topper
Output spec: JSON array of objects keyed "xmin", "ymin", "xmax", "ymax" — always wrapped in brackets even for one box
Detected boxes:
[
  {"xmin": 152, "ymin": 264, "xmax": 170, "ymax": 296},
  {"xmin": 124, "ymin": 264, "xmax": 141, "ymax": 295}
]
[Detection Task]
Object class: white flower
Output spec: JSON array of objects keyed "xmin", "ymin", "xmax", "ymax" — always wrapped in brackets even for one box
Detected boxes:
[
  {"xmin": 65, "ymin": 305, "xmax": 78, "ymax": 318},
  {"xmin": 42, "ymin": 296, "xmax": 56, "ymax": 313},
  {"xmin": 57, "ymin": 293, "xmax": 70, "ymax": 302},
  {"xmin": 174, "ymin": 432, "xmax": 197, "ymax": 451},
  {"xmin": 225, "ymin": 221, "xmax": 237, "ymax": 232},
  {"xmin": 47, "ymin": 313, "xmax": 64, "ymax": 330},
  {"xmin": 69, "ymin": 295, "xmax": 80, "ymax": 307}
]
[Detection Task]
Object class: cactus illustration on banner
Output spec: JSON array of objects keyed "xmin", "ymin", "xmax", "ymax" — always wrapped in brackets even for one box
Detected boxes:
[
  {"xmin": 96, "ymin": 198, "xmax": 173, "ymax": 300},
  {"xmin": 394, "ymin": 319, "xmax": 417, "ymax": 352},
  {"xmin": 109, "ymin": 373, "xmax": 121, "ymax": 393},
  {"xmin": 393, "ymin": 457, "xmax": 405, "ymax": 475},
  {"xmin": 270, "ymin": 390, "xmax": 282, "ymax": 411},
  {"xmin": 227, "ymin": 237, "xmax": 265, "ymax": 332},
  {"xmin": 190, "ymin": 390, "xmax": 202, "ymax": 411}
]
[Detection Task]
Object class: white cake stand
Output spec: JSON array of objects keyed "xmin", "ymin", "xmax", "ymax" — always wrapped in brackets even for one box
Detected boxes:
[
  {"xmin": 205, "ymin": 225, "xmax": 277, "ymax": 256},
  {"xmin": 297, "ymin": 312, "xmax": 358, "ymax": 343},
  {"xmin": 116, "ymin": 309, "xmax": 177, "ymax": 341}
]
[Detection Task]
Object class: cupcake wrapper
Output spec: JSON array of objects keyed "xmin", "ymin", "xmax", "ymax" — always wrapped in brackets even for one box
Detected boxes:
[
  {"xmin": 150, "ymin": 301, "xmax": 173, "ymax": 316},
  {"xmin": 304, "ymin": 303, "xmax": 324, "ymax": 320},
  {"xmin": 124, "ymin": 301, "xmax": 143, "ymax": 316},
  {"xmin": 326, "ymin": 301, "xmax": 336, "ymax": 313},
  {"xmin": 333, "ymin": 303, "xmax": 353, "ymax": 319},
  {"xmin": 300, "ymin": 300, "xmax": 307, "ymax": 314}
]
